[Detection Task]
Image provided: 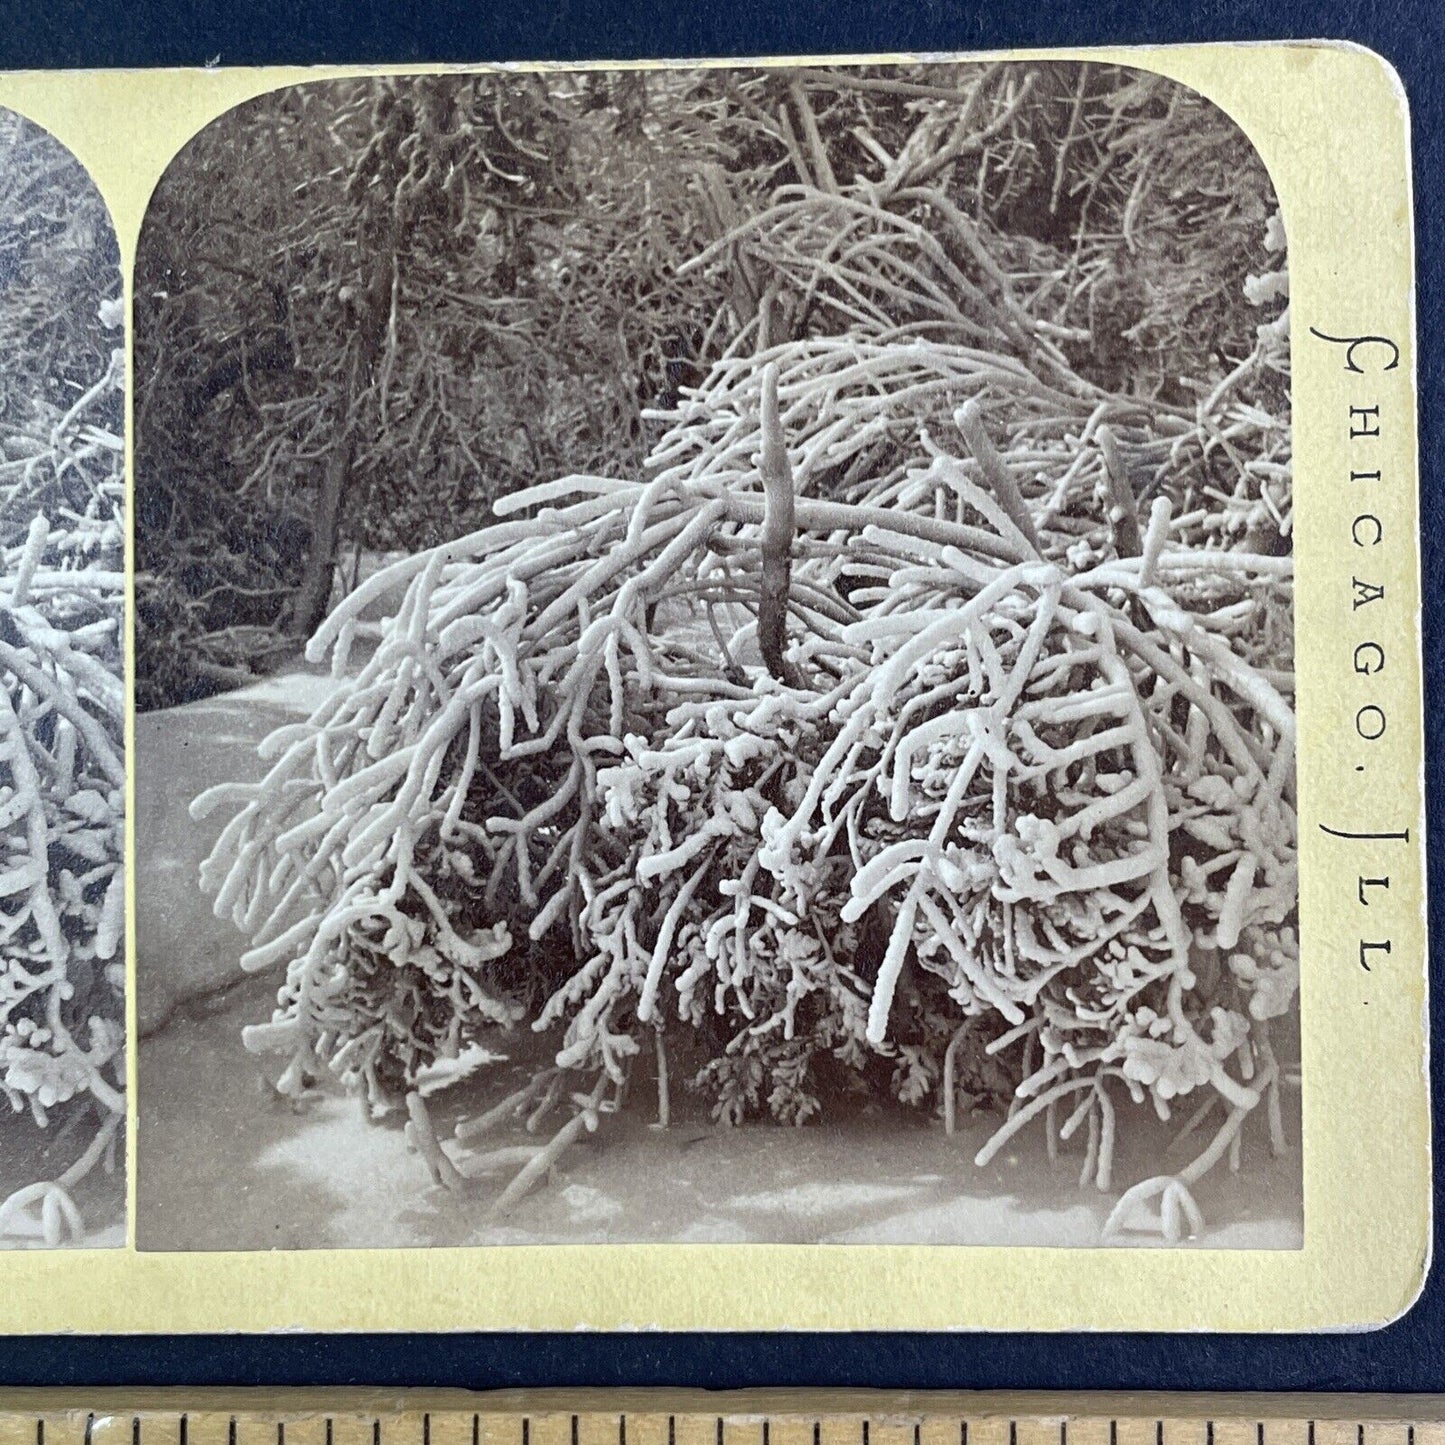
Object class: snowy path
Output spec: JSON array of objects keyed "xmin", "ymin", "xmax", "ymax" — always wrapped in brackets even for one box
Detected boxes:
[{"xmin": 136, "ymin": 669, "xmax": 1304, "ymax": 1252}]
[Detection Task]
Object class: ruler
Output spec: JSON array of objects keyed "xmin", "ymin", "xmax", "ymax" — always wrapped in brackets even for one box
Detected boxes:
[{"xmin": 0, "ymin": 1396, "xmax": 1440, "ymax": 1445}]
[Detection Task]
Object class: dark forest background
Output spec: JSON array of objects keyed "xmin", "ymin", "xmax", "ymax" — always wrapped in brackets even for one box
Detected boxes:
[{"xmin": 134, "ymin": 62, "xmax": 1278, "ymax": 710}]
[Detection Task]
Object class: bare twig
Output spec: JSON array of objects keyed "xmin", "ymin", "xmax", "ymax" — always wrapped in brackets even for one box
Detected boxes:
[
  {"xmin": 954, "ymin": 399, "xmax": 1042, "ymax": 556},
  {"xmin": 1097, "ymin": 424, "xmax": 1142, "ymax": 558}
]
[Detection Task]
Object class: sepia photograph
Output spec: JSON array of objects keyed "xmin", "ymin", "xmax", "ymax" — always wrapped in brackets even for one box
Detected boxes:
[
  {"xmin": 133, "ymin": 60, "xmax": 1300, "ymax": 1252},
  {"xmin": 0, "ymin": 109, "xmax": 126, "ymax": 1248}
]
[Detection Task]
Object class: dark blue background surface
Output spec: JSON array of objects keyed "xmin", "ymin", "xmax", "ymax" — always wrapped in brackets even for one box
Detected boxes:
[{"xmin": 0, "ymin": 0, "xmax": 1440, "ymax": 1394}]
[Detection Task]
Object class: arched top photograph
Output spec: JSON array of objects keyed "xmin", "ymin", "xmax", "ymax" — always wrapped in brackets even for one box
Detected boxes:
[{"xmin": 130, "ymin": 59, "xmax": 1298, "ymax": 1255}]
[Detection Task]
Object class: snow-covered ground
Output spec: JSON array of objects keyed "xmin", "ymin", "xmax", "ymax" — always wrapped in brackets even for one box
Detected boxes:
[
  {"xmin": 135, "ymin": 663, "xmax": 1304, "ymax": 1253},
  {"xmin": 135, "ymin": 663, "xmax": 348, "ymax": 1034},
  {"xmin": 1, "ymin": 1123, "xmax": 125, "ymax": 1249}
]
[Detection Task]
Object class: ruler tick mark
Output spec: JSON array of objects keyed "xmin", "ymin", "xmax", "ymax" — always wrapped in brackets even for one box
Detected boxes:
[{"xmin": 5, "ymin": 1402, "xmax": 1434, "ymax": 1445}]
